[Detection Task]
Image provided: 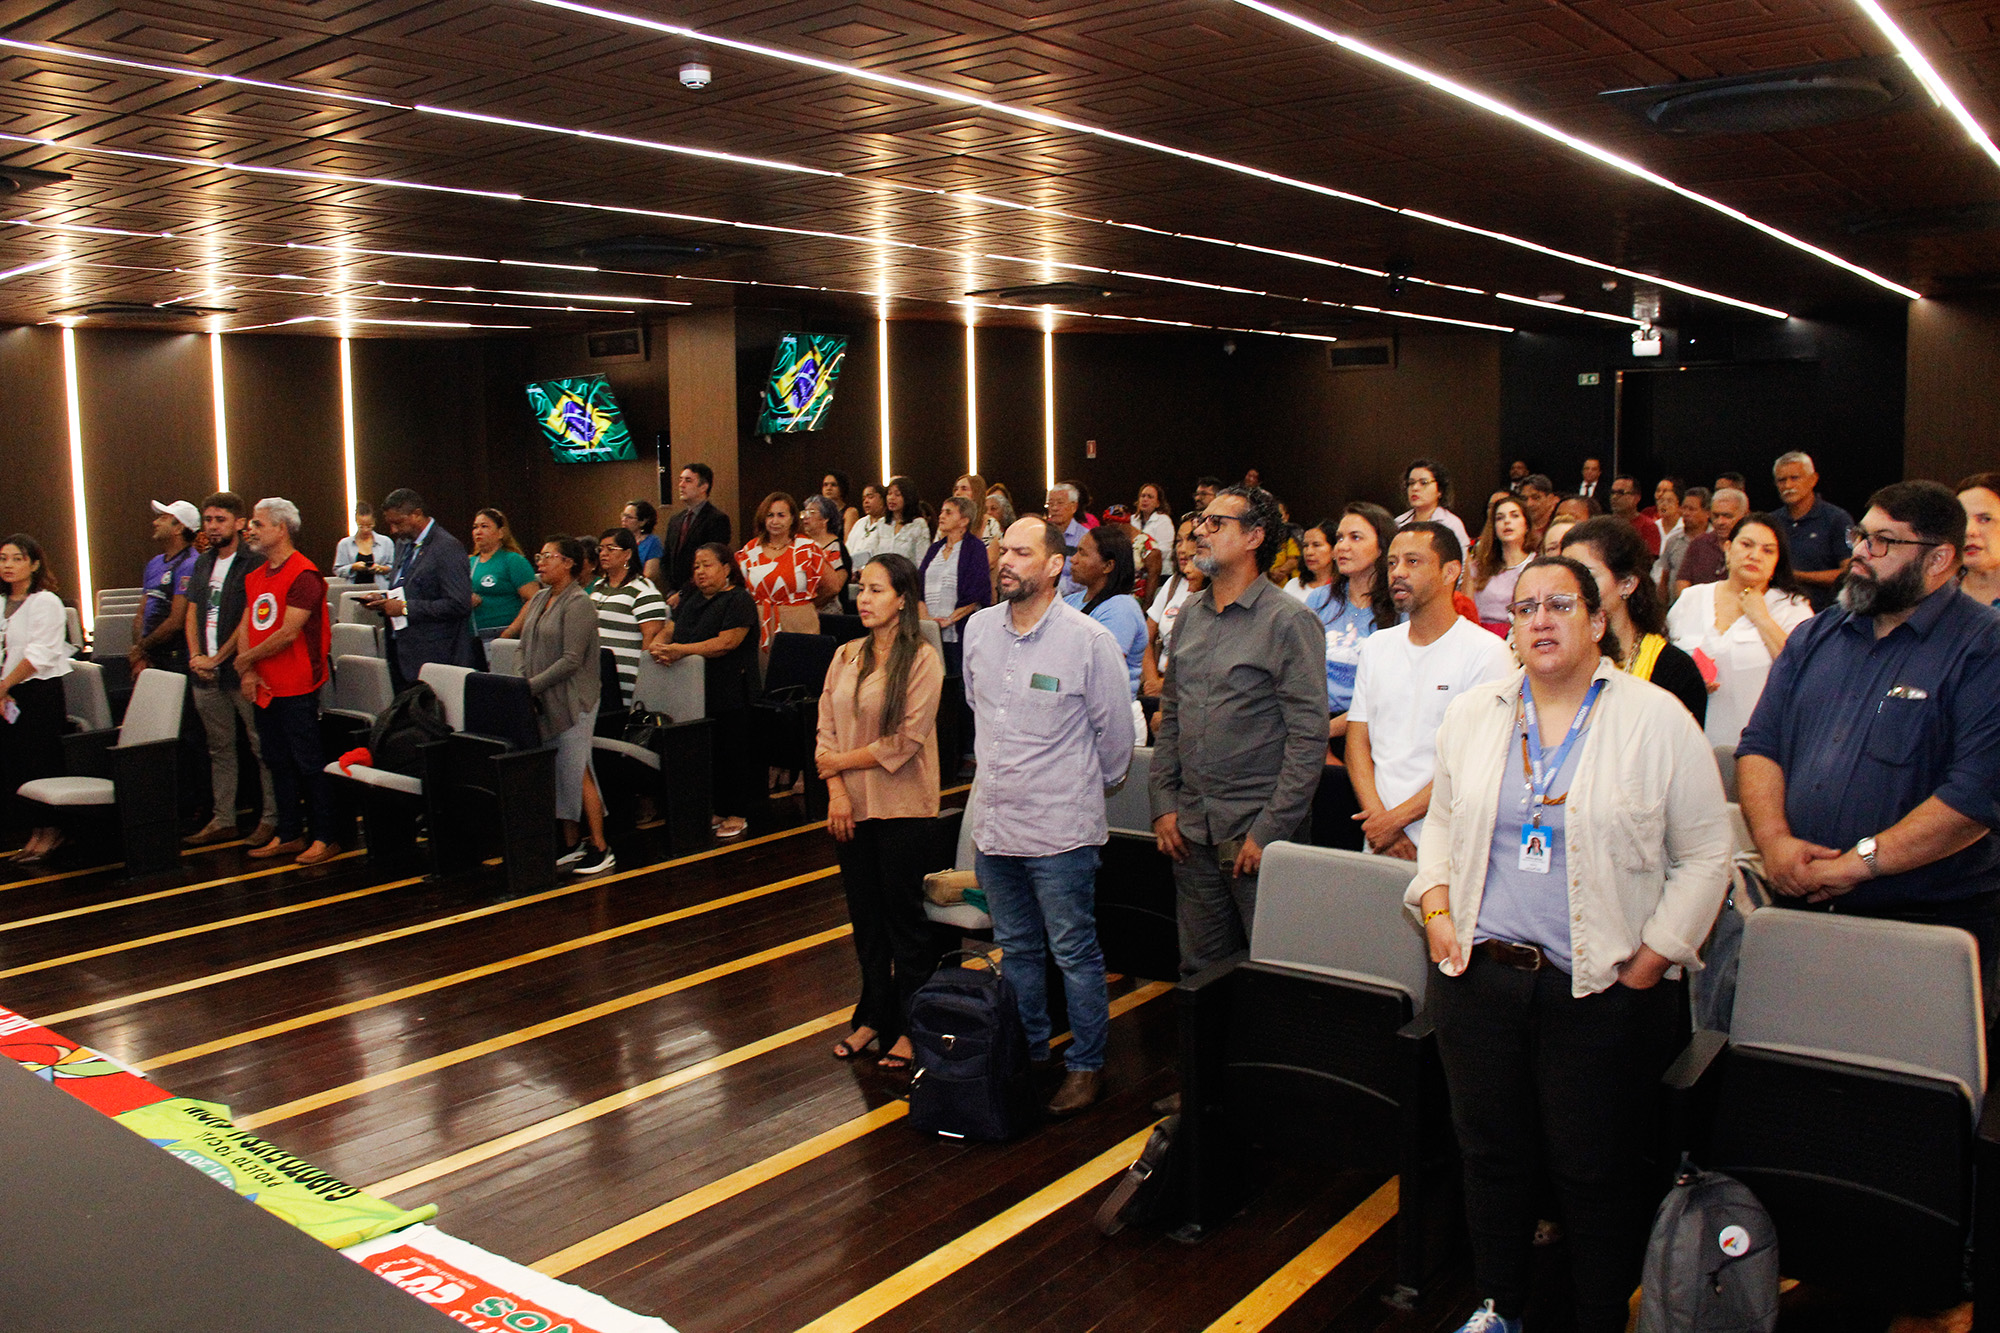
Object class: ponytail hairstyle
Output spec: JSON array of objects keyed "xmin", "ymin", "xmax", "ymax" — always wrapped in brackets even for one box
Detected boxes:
[
  {"xmin": 1079, "ymin": 522, "xmax": 1136, "ymax": 615},
  {"xmin": 855, "ymin": 553, "xmax": 926, "ymax": 736}
]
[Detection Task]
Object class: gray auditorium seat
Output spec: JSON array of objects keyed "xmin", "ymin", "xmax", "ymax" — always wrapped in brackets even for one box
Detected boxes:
[
  {"xmin": 62, "ymin": 661, "xmax": 112, "ymax": 732},
  {"xmin": 336, "ymin": 589, "xmax": 384, "ymax": 624},
  {"xmin": 484, "ymin": 637, "xmax": 522, "ymax": 677},
  {"xmin": 330, "ymin": 621, "xmax": 381, "ymax": 661},
  {"xmin": 324, "ymin": 655, "xmax": 394, "ymax": 728},
  {"xmin": 1713, "ymin": 743, "xmax": 1739, "ymax": 802},
  {"xmin": 924, "ymin": 777, "xmax": 992, "ymax": 933},
  {"xmin": 1249, "ymin": 843, "xmax": 1430, "ymax": 1001},
  {"xmin": 90, "ymin": 613, "xmax": 135, "ymax": 660},
  {"xmin": 19, "ymin": 668, "xmax": 186, "ymax": 873},
  {"xmin": 590, "ymin": 656, "xmax": 712, "ymax": 853}
]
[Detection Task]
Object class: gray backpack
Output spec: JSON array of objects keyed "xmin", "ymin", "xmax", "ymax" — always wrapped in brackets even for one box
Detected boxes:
[{"xmin": 1638, "ymin": 1159, "xmax": 1780, "ymax": 1333}]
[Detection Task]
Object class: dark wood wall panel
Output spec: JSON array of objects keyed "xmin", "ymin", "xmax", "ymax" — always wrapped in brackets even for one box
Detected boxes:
[
  {"xmin": 974, "ymin": 324, "xmax": 1045, "ymax": 511},
  {"xmin": 221, "ymin": 334, "xmax": 347, "ymax": 569},
  {"xmin": 0, "ymin": 327, "xmax": 80, "ymax": 602},
  {"xmin": 75, "ymin": 329, "xmax": 216, "ymax": 594},
  {"xmin": 1053, "ymin": 332, "xmax": 1234, "ymax": 521},
  {"xmin": 887, "ymin": 319, "xmax": 971, "ymax": 524},
  {"xmin": 350, "ymin": 339, "xmax": 496, "ymax": 547},
  {"xmin": 511, "ymin": 332, "xmax": 666, "ymax": 550},
  {"xmin": 1907, "ymin": 295, "xmax": 2000, "ymax": 491}
]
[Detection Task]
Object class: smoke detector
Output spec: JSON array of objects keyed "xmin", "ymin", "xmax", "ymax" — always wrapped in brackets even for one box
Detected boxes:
[{"xmin": 679, "ymin": 62, "xmax": 711, "ymax": 90}]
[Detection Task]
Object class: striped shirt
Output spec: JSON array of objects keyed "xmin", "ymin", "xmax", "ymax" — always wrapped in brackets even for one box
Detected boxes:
[{"xmin": 588, "ymin": 575, "xmax": 668, "ymax": 706}]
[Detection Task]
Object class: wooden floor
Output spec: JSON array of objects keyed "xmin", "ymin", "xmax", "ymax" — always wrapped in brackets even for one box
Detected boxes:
[{"xmin": 0, "ymin": 795, "xmax": 1488, "ymax": 1333}]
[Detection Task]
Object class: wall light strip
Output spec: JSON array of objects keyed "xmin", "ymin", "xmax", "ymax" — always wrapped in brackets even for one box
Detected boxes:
[
  {"xmin": 519, "ymin": 0, "xmax": 1805, "ymax": 316},
  {"xmin": 1228, "ymin": 0, "xmax": 1920, "ymax": 300},
  {"xmin": 208, "ymin": 332, "xmax": 228, "ymax": 492},
  {"xmin": 1042, "ymin": 327, "xmax": 1057, "ymax": 494},
  {"xmin": 0, "ymin": 35, "xmax": 1647, "ymax": 328},
  {"xmin": 338, "ymin": 338, "xmax": 359, "ymax": 525},
  {"xmin": 60, "ymin": 326, "xmax": 93, "ymax": 634},
  {"xmin": 964, "ymin": 316, "xmax": 978, "ymax": 477},
  {"xmin": 1852, "ymin": 0, "xmax": 2000, "ymax": 171},
  {"xmin": 877, "ymin": 315, "xmax": 892, "ymax": 483},
  {"xmin": 0, "ymin": 134, "xmax": 1521, "ymax": 333}
]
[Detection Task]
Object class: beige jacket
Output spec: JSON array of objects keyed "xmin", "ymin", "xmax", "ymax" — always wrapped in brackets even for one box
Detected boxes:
[{"xmin": 1405, "ymin": 658, "xmax": 1732, "ymax": 997}]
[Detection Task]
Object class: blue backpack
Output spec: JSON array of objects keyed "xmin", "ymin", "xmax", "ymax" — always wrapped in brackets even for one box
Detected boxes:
[{"xmin": 907, "ymin": 952, "xmax": 1036, "ymax": 1141}]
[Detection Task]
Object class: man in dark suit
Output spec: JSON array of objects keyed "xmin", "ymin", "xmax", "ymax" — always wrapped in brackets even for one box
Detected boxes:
[
  {"xmin": 661, "ymin": 462, "xmax": 732, "ymax": 607},
  {"xmin": 373, "ymin": 487, "xmax": 478, "ymax": 690}
]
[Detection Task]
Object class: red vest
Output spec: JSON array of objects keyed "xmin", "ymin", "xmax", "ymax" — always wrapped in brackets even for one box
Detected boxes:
[{"xmin": 243, "ymin": 551, "xmax": 329, "ymax": 700}]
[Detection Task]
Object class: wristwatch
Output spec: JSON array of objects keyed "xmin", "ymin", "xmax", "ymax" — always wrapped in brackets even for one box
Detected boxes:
[{"xmin": 1854, "ymin": 836, "xmax": 1879, "ymax": 878}]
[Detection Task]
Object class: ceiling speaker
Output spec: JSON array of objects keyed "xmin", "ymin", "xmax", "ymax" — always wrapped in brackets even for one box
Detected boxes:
[{"xmin": 1600, "ymin": 57, "xmax": 1914, "ymax": 135}]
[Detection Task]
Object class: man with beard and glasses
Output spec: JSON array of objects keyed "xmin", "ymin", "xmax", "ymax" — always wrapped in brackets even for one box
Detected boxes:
[
  {"xmin": 961, "ymin": 517, "xmax": 1135, "ymax": 1117},
  {"xmin": 1739, "ymin": 480, "xmax": 2000, "ymax": 1016}
]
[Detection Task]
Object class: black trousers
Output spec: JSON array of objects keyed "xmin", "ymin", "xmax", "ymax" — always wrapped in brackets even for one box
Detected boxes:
[
  {"xmin": 1431, "ymin": 953, "xmax": 1679, "ymax": 1332},
  {"xmin": 834, "ymin": 816, "xmax": 939, "ymax": 1045},
  {"xmin": 2, "ymin": 677, "xmax": 65, "ymax": 830},
  {"xmin": 710, "ymin": 707, "xmax": 758, "ymax": 819},
  {"xmin": 254, "ymin": 693, "xmax": 337, "ymax": 845}
]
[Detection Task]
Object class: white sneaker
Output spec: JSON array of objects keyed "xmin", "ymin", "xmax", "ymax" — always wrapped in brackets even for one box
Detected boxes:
[
  {"xmin": 1451, "ymin": 1301, "xmax": 1521, "ymax": 1333},
  {"xmin": 556, "ymin": 843, "xmax": 589, "ymax": 868}
]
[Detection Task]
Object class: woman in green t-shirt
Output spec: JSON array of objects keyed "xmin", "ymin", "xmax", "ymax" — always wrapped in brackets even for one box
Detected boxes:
[{"xmin": 468, "ymin": 507, "xmax": 538, "ymax": 641}]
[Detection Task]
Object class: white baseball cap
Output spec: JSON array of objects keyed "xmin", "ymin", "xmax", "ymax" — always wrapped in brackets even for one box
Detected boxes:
[{"xmin": 151, "ymin": 500, "xmax": 200, "ymax": 532}]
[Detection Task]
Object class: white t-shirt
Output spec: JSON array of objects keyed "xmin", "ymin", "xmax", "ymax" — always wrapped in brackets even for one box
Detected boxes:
[
  {"xmin": 1139, "ymin": 511, "xmax": 1176, "ymax": 555},
  {"xmin": 1665, "ymin": 581, "xmax": 1814, "ymax": 749},
  {"xmin": 1349, "ymin": 616, "xmax": 1516, "ymax": 848},
  {"xmin": 1148, "ymin": 578, "xmax": 1196, "ymax": 671},
  {"xmin": 204, "ymin": 551, "xmax": 238, "ymax": 656}
]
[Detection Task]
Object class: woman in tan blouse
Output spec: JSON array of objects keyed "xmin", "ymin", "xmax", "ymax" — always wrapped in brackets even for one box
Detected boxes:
[{"xmin": 816, "ymin": 552, "xmax": 945, "ymax": 1073}]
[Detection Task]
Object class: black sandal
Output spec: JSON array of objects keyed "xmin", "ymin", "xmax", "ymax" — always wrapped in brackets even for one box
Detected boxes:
[
  {"xmin": 876, "ymin": 1053, "xmax": 913, "ymax": 1073},
  {"xmin": 832, "ymin": 1032, "xmax": 878, "ymax": 1060}
]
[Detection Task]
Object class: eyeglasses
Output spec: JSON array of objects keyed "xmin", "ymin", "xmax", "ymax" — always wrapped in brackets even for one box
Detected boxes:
[
  {"xmin": 1847, "ymin": 526, "xmax": 1942, "ymax": 558},
  {"xmin": 1191, "ymin": 513, "xmax": 1253, "ymax": 533},
  {"xmin": 1507, "ymin": 594, "xmax": 1584, "ymax": 619}
]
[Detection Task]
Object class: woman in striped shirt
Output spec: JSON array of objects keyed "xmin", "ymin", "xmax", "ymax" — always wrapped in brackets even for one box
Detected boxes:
[{"xmin": 590, "ymin": 528, "xmax": 669, "ymax": 709}]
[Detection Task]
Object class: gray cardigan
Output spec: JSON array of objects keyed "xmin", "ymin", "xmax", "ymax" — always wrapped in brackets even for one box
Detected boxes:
[{"xmin": 518, "ymin": 580, "xmax": 601, "ymax": 739}]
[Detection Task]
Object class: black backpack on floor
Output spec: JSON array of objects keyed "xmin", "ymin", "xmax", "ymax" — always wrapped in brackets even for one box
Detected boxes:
[
  {"xmin": 907, "ymin": 952, "xmax": 1036, "ymax": 1142},
  {"xmin": 1638, "ymin": 1156, "xmax": 1780, "ymax": 1333},
  {"xmin": 367, "ymin": 682, "xmax": 452, "ymax": 777}
]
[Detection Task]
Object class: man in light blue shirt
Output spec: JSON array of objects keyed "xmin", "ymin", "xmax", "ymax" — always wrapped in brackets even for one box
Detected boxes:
[
  {"xmin": 1047, "ymin": 483, "xmax": 1090, "ymax": 598},
  {"xmin": 963, "ymin": 516, "xmax": 1135, "ymax": 1117}
]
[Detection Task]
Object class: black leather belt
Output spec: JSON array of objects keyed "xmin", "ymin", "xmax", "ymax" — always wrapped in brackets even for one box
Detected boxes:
[{"xmin": 1475, "ymin": 939, "xmax": 1548, "ymax": 971}]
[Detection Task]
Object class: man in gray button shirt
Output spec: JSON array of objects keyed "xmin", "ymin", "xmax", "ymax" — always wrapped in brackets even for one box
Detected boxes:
[
  {"xmin": 963, "ymin": 516, "xmax": 1136, "ymax": 1116},
  {"xmin": 1150, "ymin": 485, "xmax": 1329, "ymax": 975}
]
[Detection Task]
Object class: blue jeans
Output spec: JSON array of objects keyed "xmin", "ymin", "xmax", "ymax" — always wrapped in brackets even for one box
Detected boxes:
[{"xmin": 976, "ymin": 845, "xmax": 1108, "ymax": 1072}]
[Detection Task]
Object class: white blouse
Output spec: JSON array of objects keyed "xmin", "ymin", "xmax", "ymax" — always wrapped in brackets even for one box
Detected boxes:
[
  {"xmin": 1, "ymin": 590, "xmax": 74, "ymax": 681},
  {"xmin": 1665, "ymin": 581, "xmax": 1814, "ymax": 749},
  {"xmin": 885, "ymin": 517, "xmax": 931, "ymax": 566}
]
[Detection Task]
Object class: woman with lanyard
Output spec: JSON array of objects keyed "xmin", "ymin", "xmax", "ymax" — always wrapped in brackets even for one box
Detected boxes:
[
  {"xmin": 1559, "ymin": 517, "xmax": 1707, "ymax": 726},
  {"xmin": 0, "ymin": 535, "xmax": 73, "ymax": 863},
  {"xmin": 1410, "ymin": 555, "xmax": 1730, "ymax": 1333}
]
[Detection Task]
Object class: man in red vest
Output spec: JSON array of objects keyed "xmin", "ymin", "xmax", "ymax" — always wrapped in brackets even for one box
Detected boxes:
[{"xmin": 228, "ymin": 497, "xmax": 338, "ymax": 866}]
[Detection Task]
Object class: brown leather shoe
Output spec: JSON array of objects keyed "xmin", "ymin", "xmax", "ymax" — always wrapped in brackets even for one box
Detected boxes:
[
  {"xmin": 1046, "ymin": 1070, "xmax": 1102, "ymax": 1118},
  {"xmin": 247, "ymin": 836, "xmax": 307, "ymax": 860},
  {"xmin": 183, "ymin": 822, "xmax": 238, "ymax": 847},
  {"xmin": 294, "ymin": 841, "xmax": 340, "ymax": 866}
]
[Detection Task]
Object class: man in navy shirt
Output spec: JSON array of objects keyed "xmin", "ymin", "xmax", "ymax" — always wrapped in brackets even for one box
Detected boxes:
[
  {"xmin": 1739, "ymin": 480, "xmax": 2000, "ymax": 998},
  {"xmin": 1770, "ymin": 451, "xmax": 1853, "ymax": 611}
]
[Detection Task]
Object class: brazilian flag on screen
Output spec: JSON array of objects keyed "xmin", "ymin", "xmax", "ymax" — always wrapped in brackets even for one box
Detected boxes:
[
  {"xmin": 527, "ymin": 376, "xmax": 638, "ymax": 463},
  {"xmin": 757, "ymin": 332, "xmax": 848, "ymax": 433}
]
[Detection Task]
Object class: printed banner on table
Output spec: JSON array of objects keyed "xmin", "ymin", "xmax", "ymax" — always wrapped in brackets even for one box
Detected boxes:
[
  {"xmin": 115, "ymin": 1097, "xmax": 437, "ymax": 1249},
  {"xmin": 0, "ymin": 1004, "xmax": 173, "ymax": 1117},
  {"xmin": 345, "ymin": 1224, "xmax": 677, "ymax": 1333}
]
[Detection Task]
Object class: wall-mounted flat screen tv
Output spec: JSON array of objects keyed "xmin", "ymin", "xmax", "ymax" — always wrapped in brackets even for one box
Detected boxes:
[
  {"xmin": 756, "ymin": 332, "xmax": 847, "ymax": 433},
  {"xmin": 527, "ymin": 376, "xmax": 637, "ymax": 463}
]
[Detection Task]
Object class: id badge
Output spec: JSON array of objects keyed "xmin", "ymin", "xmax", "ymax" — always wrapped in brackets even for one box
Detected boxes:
[{"xmin": 1518, "ymin": 823, "xmax": 1552, "ymax": 875}]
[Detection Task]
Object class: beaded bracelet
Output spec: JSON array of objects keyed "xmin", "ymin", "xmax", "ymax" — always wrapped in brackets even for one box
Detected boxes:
[{"xmin": 1421, "ymin": 907, "xmax": 1451, "ymax": 925}]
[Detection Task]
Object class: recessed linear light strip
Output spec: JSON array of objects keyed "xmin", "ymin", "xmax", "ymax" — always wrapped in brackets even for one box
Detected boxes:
[
  {"xmin": 517, "ymin": 0, "xmax": 1795, "ymax": 318},
  {"xmin": 1228, "ymin": 0, "xmax": 1919, "ymax": 301},
  {"xmin": 1852, "ymin": 0, "xmax": 2000, "ymax": 171},
  {"xmin": 0, "ymin": 136, "xmax": 1511, "ymax": 333},
  {"xmin": 55, "ymin": 262, "xmax": 642, "ymax": 316},
  {"xmin": 0, "ymin": 36, "xmax": 1638, "ymax": 327}
]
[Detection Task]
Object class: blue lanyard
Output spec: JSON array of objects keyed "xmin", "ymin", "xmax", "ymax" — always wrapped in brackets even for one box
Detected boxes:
[{"xmin": 1520, "ymin": 677, "xmax": 1605, "ymax": 824}]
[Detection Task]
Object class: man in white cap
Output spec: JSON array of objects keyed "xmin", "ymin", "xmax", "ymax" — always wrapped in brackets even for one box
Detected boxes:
[{"xmin": 132, "ymin": 499, "xmax": 200, "ymax": 674}]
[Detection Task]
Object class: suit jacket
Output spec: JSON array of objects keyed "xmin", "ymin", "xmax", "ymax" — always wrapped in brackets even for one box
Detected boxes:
[
  {"xmin": 184, "ymin": 544, "xmax": 255, "ymax": 688},
  {"xmin": 387, "ymin": 520, "xmax": 478, "ymax": 673},
  {"xmin": 662, "ymin": 501, "xmax": 733, "ymax": 593}
]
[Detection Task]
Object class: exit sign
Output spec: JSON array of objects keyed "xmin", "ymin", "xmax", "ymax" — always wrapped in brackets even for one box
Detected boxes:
[{"xmin": 1577, "ymin": 372, "xmax": 1601, "ymax": 386}]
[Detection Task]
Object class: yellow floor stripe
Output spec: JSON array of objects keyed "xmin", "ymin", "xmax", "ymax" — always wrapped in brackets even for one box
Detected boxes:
[
  {"xmin": 530, "ymin": 981, "xmax": 1173, "ymax": 1276},
  {"xmin": 794, "ymin": 1122, "xmax": 1160, "ymax": 1333},
  {"xmin": 1201, "ymin": 1178, "xmax": 1400, "ymax": 1333},
  {"xmin": 371, "ymin": 1007, "xmax": 852, "ymax": 1198},
  {"xmin": 35, "ymin": 820, "xmax": 831, "ymax": 1025},
  {"xmin": 0, "ymin": 877, "xmax": 422, "ymax": 981},
  {"xmin": 0, "ymin": 838, "xmax": 250, "ymax": 895},
  {"xmin": 0, "ymin": 850, "xmax": 362, "ymax": 933},
  {"xmin": 235, "ymin": 924, "xmax": 854, "ymax": 1130},
  {"xmin": 138, "ymin": 867, "xmax": 840, "ymax": 1070}
]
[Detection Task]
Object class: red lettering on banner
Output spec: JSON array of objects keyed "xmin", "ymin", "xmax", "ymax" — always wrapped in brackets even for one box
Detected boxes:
[{"xmin": 359, "ymin": 1246, "xmax": 597, "ymax": 1333}]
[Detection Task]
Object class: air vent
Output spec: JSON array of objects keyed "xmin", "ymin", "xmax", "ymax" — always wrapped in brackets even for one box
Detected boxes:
[
  {"xmin": 552, "ymin": 233, "xmax": 761, "ymax": 265},
  {"xmin": 1846, "ymin": 202, "xmax": 2000, "ymax": 238},
  {"xmin": 1600, "ymin": 57, "xmax": 1914, "ymax": 135},
  {"xmin": 0, "ymin": 163, "xmax": 71, "ymax": 195},
  {"xmin": 1328, "ymin": 337, "xmax": 1395, "ymax": 371},
  {"xmin": 50, "ymin": 301, "xmax": 237, "ymax": 319},
  {"xmin": 964, "ymin": 281, "xmax": 1136, "ymax": 304}
]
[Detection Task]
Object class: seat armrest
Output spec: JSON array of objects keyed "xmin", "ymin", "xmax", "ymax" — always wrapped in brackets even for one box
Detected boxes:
[
  {"xmin": 1178, "ymin": 949, "xmax": 1248, "ymax": 998},
  {"xmin": 1396, "ymin": 1011, "xmax": 1436, "ymax": 1043},
  {"xmin": 1662, "ymin": 1028, "xmax": 1729, "ymax": 1092},
  {"xmin": 61, "ymin": 727, "xmax": 117, "ymax": 780}
]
